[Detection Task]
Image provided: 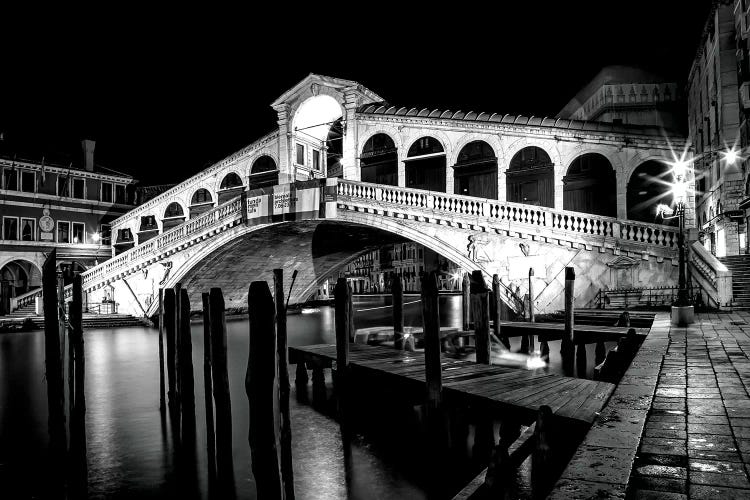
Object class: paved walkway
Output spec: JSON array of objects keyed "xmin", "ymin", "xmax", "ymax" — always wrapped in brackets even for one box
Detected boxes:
[{"xmin": 627, "ymin": 311, "xmax": 750, "ymax": 499}]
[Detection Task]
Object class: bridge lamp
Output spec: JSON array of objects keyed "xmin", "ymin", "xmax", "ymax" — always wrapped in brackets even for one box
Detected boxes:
[
  {"xmin": 664, "ymin": 157, "xmax": 693, "ymax": 323},
  {"xmin": 91, "ymin": 232, "xmax": 100, "ymax": 243}
]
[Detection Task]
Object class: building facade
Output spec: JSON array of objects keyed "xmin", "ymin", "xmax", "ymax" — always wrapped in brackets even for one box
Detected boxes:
[
  {"xmin": 688, "ymin": 0, "xmax": 747, "ymax": 257},
  {"xmin": 0, "ymin": 140, "xmax": 138, "ymax": 314}
]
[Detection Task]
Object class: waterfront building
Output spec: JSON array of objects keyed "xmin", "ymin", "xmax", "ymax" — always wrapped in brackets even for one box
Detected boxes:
[{"xmin": 0, "ymin": 140, "xmax": 138, "ymax": 314}]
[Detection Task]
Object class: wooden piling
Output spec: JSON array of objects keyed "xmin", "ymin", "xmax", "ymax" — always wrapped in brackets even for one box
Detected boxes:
[
  {"xmin": 158, "ymin": 288, "xmax": 166, "ymax": 413},
  {"xmin": 562, "ymin": 267, "xmax": 575, "ymax": 372},
  {"xmin": 246, "ymin": 281, "xmax": 283, "ymax": 499},
  {"xmin": 209, "ymin": 288, "xmax": 235, "ymax": 497},
  {"xmin": 392, "ymin": 277, "xmax": 404, "ymax": 350},
  {"xmin": 595, "ymin": 341, "xmax": 606, "ymax": 366},
  {"xmin": 334, "ymin": 278, "xmax": 351, "ymax": 412},
  {"xmin": 470, "ymin": 271, "xmax": 491, "ymax": 365},
  {"xmin": 174, "ymin": 282, "xmax": 183, "ymax": 408},
  {"xmin": 163, "ymin": 288, "xmax": 178, "ymax": 418},
  {"xmin": 528, "ymin": 268, "xmax": 535, "ymax": 323},
  {"xmin": 178, "ymin": 288, "xmax": 196, "ymax": 435},
  {"xmin": 201, "ymin": 293, "xmax": 216, "ymax": 484},
  {"xmin": 42, "ymin": 250, "xmax": 66, "ymax": 494},
  {"xmin": 295, "ymin": 362, "xmax": 309, "ymax": 403},
  {"xmin": 492, "ymin": 274, "xmax": 510, "ymax": 349},
  {"xmin": 576, "ymin": 343, "xmax": 588, "ymax": 377},
  {"xmin": 531, "ymin": 405, "xmax": 553, "ymax": 498},
  {"xmin": 68, "ymin": 274, "xmax": 87, "ymax": 498},
  {"xmin": 422, "ymin": 271, "xmax": 442, "ymax": 415},
  {"xmin": 462, "ymin": 272, "xmax": 471, "ymax": 331},
  {"xmin": 275, "ymin": 270, "xmax": 295, "ymax": 500}
]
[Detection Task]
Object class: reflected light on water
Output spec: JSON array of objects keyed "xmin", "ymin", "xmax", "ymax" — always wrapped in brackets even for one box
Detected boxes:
[{"xmin": 525, "ymin": 351, "xmax": 547, "ymax": 369}]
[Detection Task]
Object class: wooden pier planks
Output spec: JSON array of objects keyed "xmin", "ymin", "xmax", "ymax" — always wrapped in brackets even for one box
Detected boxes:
[{"xmin": 290, "ymin": 343, "xmax": 615, "ymax": 426}]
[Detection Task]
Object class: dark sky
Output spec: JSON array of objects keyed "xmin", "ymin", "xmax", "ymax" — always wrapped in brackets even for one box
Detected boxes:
[{"xmin": 0, "ymin": 2, "xmax": 712, "ymax": 185}]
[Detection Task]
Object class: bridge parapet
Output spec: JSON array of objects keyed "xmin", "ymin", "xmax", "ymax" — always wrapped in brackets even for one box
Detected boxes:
[{"xmin": 336, "ymin": 180, "xmax": 680, "ymax": 261}]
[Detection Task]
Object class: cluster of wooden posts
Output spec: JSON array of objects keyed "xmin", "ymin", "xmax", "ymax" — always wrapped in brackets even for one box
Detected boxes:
[
  {"xmin": 157, "ymin": 269, "xmax": 295, "ymax": 499},
  {"xmin": 41, "ymin": 249, "xmax": 87, "ymax": 499}
]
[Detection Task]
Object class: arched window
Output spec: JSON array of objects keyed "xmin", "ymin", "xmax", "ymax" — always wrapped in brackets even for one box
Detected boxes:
[
  {"xmin": 219, "ymin": 172, "xmax": 243, "ymax": 190},
  {"xmin": 563, "ymin": 153, "xmax": 616, "ymax": 216},
  {"xmin": 249, "ymin": 156, "xmax": 279, "ymax": 190},
  {"xmin": 626, "ymin": 160, "xmax": 674, "ymax": 224},
  {"xmin": 506, "ymin": 146, "xmax": 554, "ymax": 208},
  {"xmin": 191, "ymin": 188, "xmax": 212, "ymax": 205},
  {"xmin": 361, "ymin": 134, "xmax": 398, "ymax": 186},
  {"xmin": 164, "ymin": 202, "xmax": 184, "ymax": 218},
  {"xmin": 405, "ymin": 137, "xmax": 446, "ymax": 192},
  {"xmin": 454, "ymin": 140, "xmax": 497, "ymax": 199}
]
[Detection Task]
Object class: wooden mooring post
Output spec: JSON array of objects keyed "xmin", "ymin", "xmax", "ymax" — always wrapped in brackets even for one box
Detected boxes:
[
  {"xmin": 68, "ymin": 273, "xmax": 87, "ymax": 498},
  {"xmin": 158, "ymin": 288, "xmax": 166, "ymax": 413},
  {"xmin": 392, "ymin": 277, "xmax": 404, "ymax": 350},
  {"xmin": 562, "ymin": 267, "xmax": 575, "ymax": 374},
  {"xmin": 275, "ymin": 270, "xmax": 295, "ymax": 500},
  {"xmin": 462, "ymin": 272, "xmax": 470, "ymax": 332},
  {"xmin": 201, "ymin": 293, "xmax": 216, "ymax": 484},
  {"xmin": 42, "ymin": 250, "xmax": 66, "ymax": 494},
  {"xmin": 209, "ymin": 287, "xmax": 236, "ymax": 497},
  {"xmin": 246, "ymin": 281, "xmax": 283, "ymax": 499},
  {"xmin": 492, "ymin": 274, "xmax": 510, "ymax": 349},
  {"xmin": 470, "ymin": 271, "xmax": 491, "ymax": 365},
  {"xmin": 422, "ymin": 271, "xmax": 447, "ymax": 450},
  {"xmin": 334, "ymin": 277, "xmax": 351, "ymax": 415},
  {"xmin": 178, "ymin": 287, "xmax": 196, "ymax": 438},
  {"xmin": 163, "ymin": 288, "xmax": 179, "ymax": 424}
]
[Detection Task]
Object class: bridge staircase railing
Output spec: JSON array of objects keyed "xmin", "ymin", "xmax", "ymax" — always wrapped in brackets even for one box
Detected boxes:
[
  {"xmin": 688, "ymin": 241, "xmax": 732, "ymax": 309},
  {"xmin": 12, "ymin": 195, "xmax": 246, "ymax": 312},
  {"xmin": 336, "ymin": 180, "xmax": 681, "ymax": 257}
]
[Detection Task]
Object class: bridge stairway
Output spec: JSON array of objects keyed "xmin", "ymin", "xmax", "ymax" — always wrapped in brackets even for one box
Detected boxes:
[
  {"xmin": 0, "ymin": 313, "xmax": 148, "ymax": 329},
  {"xmin": 719, "ymin": 255, "xmax": 750, "ymax": 309}
]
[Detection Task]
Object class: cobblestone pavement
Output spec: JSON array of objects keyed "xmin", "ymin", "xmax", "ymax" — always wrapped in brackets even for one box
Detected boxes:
[{"xmin": 627, "ymin": 311, "xmax": 750, "ymax": 499}]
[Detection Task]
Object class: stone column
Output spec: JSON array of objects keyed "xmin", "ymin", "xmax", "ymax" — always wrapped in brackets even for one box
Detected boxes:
[
  {"xmin": 616, "ymin": 164, "xmax": 628, "ymax": 220},
  {"xmin": 273, "ymin": 104, "xmax": 292, "ymax": 184},
  {"xmin": 445, "ymin": 164, "xmax": 454, "ymax": 195},
  {"xmin": 342, "ymin": 91, "xmax": 360, "ymax": 181}
]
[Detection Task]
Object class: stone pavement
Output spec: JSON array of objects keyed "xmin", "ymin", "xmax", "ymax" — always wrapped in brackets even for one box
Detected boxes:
[{"xmin": 627, "ymin": 311, "xmax": 750, "ymax": 499}]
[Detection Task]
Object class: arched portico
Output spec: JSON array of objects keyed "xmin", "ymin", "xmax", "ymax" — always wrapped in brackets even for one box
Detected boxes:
[
  {"xmin": 506, "ymin": 146, "xmax": 554, "ymax": 208},
  {"xmin": 563, "ymin": 153, "xmax": 617, "ymax": 216},
  {"xmin": 453, "ymin": 140, "xmax": 498, "ymax": 199},
  {"xmin": 360, "ymin": 133, "xmax": 398, "ymax": 186},
  {"xmin": 626, "ymin": 160, "xmax": 674, "ymax": 223},
  {"xmin": 405, "ymin": 136, "xmax": 447, "ymax": 192}
]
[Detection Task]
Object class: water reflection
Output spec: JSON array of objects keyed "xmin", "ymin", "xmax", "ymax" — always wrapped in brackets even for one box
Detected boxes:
[{"xmin": 0, "ymin": 295, "xmax": 611, "ymax": 499}]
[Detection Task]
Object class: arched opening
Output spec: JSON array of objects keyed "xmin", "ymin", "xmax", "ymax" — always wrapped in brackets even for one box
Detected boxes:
[
  {"xmin": 138, "ymin": 214, "xmax": 159, "ymax": 243},
  {"xmin": 326, "ymin": 118, "xmax": 344, "ymax": 178},
  {"xmin": 626, "ymin": 160, "xmax": 674, "ymax": 224},
  {"xmin": 248, "ymin": 156, "xmax": 279, "ymax": 191},
  {"xmin": 163, "ymin": 202, "xmax": 186, "ymax": 231},
  {"xmin": 506, "ymin": 146, "xmax": 554, "ymax": 208},
  {"xmin": 57, "ymin": 261, "xmax": 87, "ymax": 286},
  {"xmin": 406, "ymin": 137, "xmax": 446, "ymax": 192},
  {"xmin": 189, "ymin": 188, "xmax": 214, "ymax": 218},
  {"xmin": 563, "ymin": 153, "xmax": 616, "ymax": 216},
  {"xmin": 218, "ymin": 172, "xmax": 244, "ymax": 204},
  {"xmin": 0, "ymin": 259, "xmax": 41, "ymax": 315},
  {"xmin": 292, "ymin": 95, "xmax": 344, "ymax": 180},
  {"xmin": 454, "ymin": 140, "xmax": 497, "ymax": 199},
  {"xmin": 360, "ymin": 134, "xmax": 398, "ymax": 186}
]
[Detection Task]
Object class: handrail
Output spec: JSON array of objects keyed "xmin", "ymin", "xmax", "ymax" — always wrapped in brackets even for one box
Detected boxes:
[
  {"xmin": 336, "ymin": 180, "xmax": 680, "ymax": 249},
  {"xmin": 688, "ymin": 241, "xmax": 732, "ymax": 308}
]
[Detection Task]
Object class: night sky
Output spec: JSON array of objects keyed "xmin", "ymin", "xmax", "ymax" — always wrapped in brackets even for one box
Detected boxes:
[{"xmin": 1, "ymin": 2, "xmax": 712, "ymax": 186}]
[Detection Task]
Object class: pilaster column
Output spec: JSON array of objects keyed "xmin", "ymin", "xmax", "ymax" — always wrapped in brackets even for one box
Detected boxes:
[
  {"xmin": 273, "ymin": 103, "xmax": 292, "ymax": 184},
  {"xmin": 342, "ymin": 91, "xmax": 360, "ymax": 181}
]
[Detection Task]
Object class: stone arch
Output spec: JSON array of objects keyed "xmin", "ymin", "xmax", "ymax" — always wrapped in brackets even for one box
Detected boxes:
[
  {"xmin": 359, "ymin": 126, "xmax": 404, "ymax": 155},
  {"xmin": 626, "ymin": 159, "xmax": 674, "ymax": 223},
  {"xmin": 218, "ymin": 171, "xmax": 244, "ymax": 191},
  {"xmin": 288, "ymin": 88, "xmax": 346, "ymax": 129},
  {"xmin": 248, "ymin": 155, "xmax": 279, "ymax": 190},
  {"xmin": 449, "ymin": 133, "xmax": 502, "ymax": 167},
  {"xmin": 359, "ymin": 132, "xmax": 399, "ymax": 186},
  {"xmin": 505, "ymin": 145, "xmax": 555, "ymax": 208},
  {"xmin": 404, "ymin": 135, "xmax": 448, "ymax": 192},
  {"xmin": 452, "ymin": 139, "xmax": 499, "ymax": 199},
  {"xmin": 163, "ymin": 201, "xmax": 186, "ymax": 219},
  {"xmin": 563, "ymin": 153, "xmax": 617, "ymax": 216},
  {"xmin": 190, "ymin": 188, "xmax": 213, "ymax": 206}
]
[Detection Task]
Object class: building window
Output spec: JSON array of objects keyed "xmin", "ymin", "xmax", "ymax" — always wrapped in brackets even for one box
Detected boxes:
[
  {"xmin": 117, "ymin": 227, "xmax": 132, "ymax": 243},
  {"xmin": 72, "ymin": 178, "xmax": 85, "ymax": 199},
  {"xmin": 101, "ymin": 182, "xmax": 113, "ymax": 203},
  {"xmin": 72, "ymin": 222, "xmax": 85, "ymax": 244},
  {"xmin": 313, "ymin": 150, "xmax": 320, "ymax": 170},
  {"xmin": 296, "ymin": 143, "xmax": 305, "ymax": 165},
  {"xmin": 3, "ymin": 217, "xmax": 18, "ymax": 240},
  {"xmin": 57, "ymin": 176, "xmax": 69, "ymax": 196},
  {"xmin": 21, "ymin": 171, "xmax": 35, "ymax": 192},
  {"xmin": 115, "ymin": 184, "xmax": 126, "ymax": 204},
  {"xmin": 57, "ymin": 221, "xmax": 70, "ymax": 243},
  {"xmin": 3, "ymin": 169, "xmax": 18, "ymax": 190},
  {"xmin": 21, "ymin": 218, "xmax": 35, "ymax": 241},
  {"xmin": 100, "ymin": 224, "xmax": 112, "ymax": 245}
]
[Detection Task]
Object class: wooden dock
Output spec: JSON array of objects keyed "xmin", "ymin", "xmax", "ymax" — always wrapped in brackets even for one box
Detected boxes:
[{"xmin": 290, "ymin": 343, "xmax": 615, "ymax": 427}]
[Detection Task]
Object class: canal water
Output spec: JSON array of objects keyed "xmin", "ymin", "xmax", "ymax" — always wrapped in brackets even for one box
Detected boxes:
[{"xmin": 0, "ymin": 295, "xmax": 613, "ymax": 499}]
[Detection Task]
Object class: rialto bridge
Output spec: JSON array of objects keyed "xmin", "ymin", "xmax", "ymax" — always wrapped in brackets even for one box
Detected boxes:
[{"xmin": 11, "ymin": 74, "xmax": 734, "ymax": 317}]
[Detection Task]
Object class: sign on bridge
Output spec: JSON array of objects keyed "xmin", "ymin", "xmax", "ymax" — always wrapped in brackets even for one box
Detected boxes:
[{"xmin": 245, "ymin": 179, "xmax": 336, "ymax": 225}]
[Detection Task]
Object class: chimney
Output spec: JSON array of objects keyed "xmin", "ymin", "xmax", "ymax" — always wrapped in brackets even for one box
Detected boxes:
[{"xmin": 82, "ymin": 139, "xmax": 96, "ymax": 172}]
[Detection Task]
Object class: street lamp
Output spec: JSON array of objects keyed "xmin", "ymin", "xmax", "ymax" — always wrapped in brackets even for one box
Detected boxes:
[{"xmin": 656, "ymin": 157, "xmax": 693, "ymax": 324}]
